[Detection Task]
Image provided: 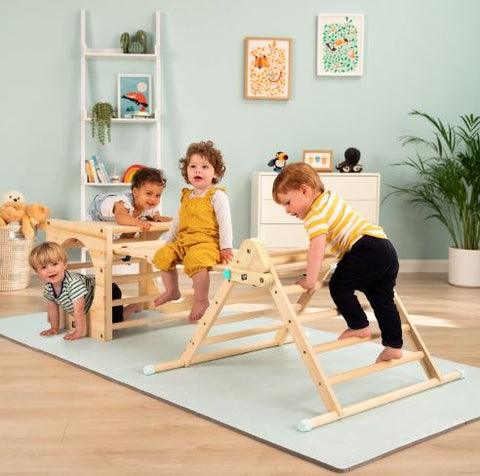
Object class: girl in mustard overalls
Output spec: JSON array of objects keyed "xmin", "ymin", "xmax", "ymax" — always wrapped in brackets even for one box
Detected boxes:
[{"xmin": 153, "ymin": 141, "xmax": 233, "ymax": 321}]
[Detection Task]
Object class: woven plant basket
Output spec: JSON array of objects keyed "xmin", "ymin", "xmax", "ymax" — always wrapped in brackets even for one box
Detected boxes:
[{"xmin": 0, "ymin": 225, "xmax": 34, "ymax": 291}]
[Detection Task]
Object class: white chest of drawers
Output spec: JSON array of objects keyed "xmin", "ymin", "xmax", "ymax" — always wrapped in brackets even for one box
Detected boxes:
[{"xmin": 251, "ymin": 171, "xmax": 381, "ymax": 249}]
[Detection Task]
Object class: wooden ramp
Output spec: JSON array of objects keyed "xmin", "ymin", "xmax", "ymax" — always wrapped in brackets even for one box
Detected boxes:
[{"xmin": 142, "ymin": 238, "xmax": 463, "ymax": 431}]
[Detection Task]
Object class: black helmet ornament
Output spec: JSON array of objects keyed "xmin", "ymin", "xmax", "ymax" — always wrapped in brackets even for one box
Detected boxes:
[{"xmin": 336, "ymin": 147, "xmax": 363, "ymax": 173}]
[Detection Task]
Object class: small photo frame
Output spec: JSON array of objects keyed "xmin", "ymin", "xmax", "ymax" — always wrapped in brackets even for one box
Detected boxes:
[
  {"xmin": 117, "ymin": 74, "xmax": 152, "ymax": 118},
  {"xmin": 302, "ymin": 150, "xmax": 333, "ymax": 172},
  {"xmin": 244, "ymin": 37, "xmax": 292, "ymax": 100},
  {"xmin": 317, "ymin": 14, "xmax": 364, "ymax": 76}
]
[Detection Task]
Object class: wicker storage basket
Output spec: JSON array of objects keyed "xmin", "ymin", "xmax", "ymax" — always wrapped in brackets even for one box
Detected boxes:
[{"xmin": 0, "ymin": 225, "xmax": 34, "ymax": 291}]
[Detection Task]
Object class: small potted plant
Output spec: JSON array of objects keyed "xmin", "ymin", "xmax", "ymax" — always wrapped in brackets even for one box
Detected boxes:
[
  {"xmin": 91, "ymin": 102, "xmax": 114, "ymax": 145},
  {"xmin": 388, "ymin": 110, "xmax": 480, "ymax": 286}
]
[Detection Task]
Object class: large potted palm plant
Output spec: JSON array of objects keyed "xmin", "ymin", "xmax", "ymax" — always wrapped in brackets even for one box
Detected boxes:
[{"xmin": 389, "ymin": 110, "xmax": 480, "ymax": 287}]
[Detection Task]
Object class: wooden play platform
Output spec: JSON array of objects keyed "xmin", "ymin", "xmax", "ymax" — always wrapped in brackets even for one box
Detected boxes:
[
  {"xmin": 141, "ymin": 237, "xmax": 463, "ymax": 431},
  {"xmin": 46, "ymin": 219, "xmax": 173, "ymax": 340}
]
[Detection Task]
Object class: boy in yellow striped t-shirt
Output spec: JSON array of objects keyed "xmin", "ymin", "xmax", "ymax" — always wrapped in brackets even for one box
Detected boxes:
[{"xmin": 272, "ymin": 162, "xmax": 403, "ymax": 363}]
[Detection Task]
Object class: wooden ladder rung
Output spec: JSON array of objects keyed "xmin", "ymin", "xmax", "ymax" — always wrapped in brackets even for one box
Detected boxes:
[
  {"xmin": 328, "ymin": 351, "xmax": 425, "ymax": 385},
  {"xmin": 113, "ymin": 308, "xmax": 191, "ymax": 330},
  {"xmin": 112, "ymin": 294, "xmax": 157, "ymax": 306},
  {"xmin": 313, "ymin": 324, "xmax": 411, "ymax": 353},
  {"xmin": 188, "ymin": 338, "xmax": 283, "ymax": 366},
  {"xmin": 304, "ymin": 370, "xmax": 463, "ymax": 429},
  {"xmin": 201, "ymin": 322, "xmax": 285, "ymax": 345},
  {"xmin": 275, "ymin": 262, "xmax": 307, "ymax": 277},
  {"xmin": 215, "ymin": 304, "xmax": 300, "ymax": 326},
  {"xmin": 114, "ymin": 270, "xmax": 163, "ymax": 283},
  {"xmin": 298, "ymin": 308, "xmax": 342, "ymax": 324}
]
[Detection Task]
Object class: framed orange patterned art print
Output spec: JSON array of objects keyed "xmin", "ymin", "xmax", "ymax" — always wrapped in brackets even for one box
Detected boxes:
[{"xmin": 244, "ymin": 37, "xmax": 292, "ymax": 100}]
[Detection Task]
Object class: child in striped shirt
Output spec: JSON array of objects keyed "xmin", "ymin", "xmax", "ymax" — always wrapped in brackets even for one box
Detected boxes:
[
  {"xmin": 272, "ymin": 162, "xmax": 403, "ymax": 362},
  {"xmin": 29, "ymin": 242, "xmax": 140, "ymax": 340}
]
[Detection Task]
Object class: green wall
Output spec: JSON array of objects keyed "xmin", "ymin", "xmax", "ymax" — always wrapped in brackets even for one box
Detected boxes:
[{"xmin": 1, "ymin": 0, "xmax": 479, "ymax": 259}]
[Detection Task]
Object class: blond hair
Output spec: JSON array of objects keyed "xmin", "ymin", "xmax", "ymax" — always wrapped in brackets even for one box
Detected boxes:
[
  {"xmin": 272, "ymin": 162, "xmax": 324, "ymax": 203},
  {"xmin": 29, "ymin": 242, "xmax": 67, "ymax": 271}
]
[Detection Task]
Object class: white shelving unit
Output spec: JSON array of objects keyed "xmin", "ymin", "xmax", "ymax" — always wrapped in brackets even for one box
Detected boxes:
[
  {"xmin": 80, "ymin": 9, "xmax": 162, "ymax": 219},
  {"xmin": 251, "ymin": 171, "xmax": 381, "ymax": 249}
]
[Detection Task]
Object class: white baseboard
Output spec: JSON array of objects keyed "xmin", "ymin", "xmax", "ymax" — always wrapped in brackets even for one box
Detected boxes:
[{"xmin": 399, "ymin": 259, "xmax": 448, "ymax": 273}]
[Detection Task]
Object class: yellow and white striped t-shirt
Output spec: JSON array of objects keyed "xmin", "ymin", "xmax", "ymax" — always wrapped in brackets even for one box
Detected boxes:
[{"xmin": 304, "ymin": 190, "xmax": 387, "ymax": 257}]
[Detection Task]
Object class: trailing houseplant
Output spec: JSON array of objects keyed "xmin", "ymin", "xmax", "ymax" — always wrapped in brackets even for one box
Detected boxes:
[
  {"xmin": 388, "ymin": 110, "xmax": 480, "ymax": 285},
  {"xmin": 91, "ymin": 102, "xmax": 114, "ymax": 145}
]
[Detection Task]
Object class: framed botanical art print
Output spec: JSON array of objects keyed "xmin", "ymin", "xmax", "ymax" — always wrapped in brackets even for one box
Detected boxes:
[
  {"xmin": 117, "ymin": 74, "xmax": 152, "ymax": 118},
  {"xmin": 244, "ymin": 37, "xmax": 292, "ymax": 100},
  {"xmin": 317, "ymin": 14, "xmax": 364, "ymax": 76},
  {"xmin": 302, "ymin": 150, "xmax": 333, "ymax": 172}
]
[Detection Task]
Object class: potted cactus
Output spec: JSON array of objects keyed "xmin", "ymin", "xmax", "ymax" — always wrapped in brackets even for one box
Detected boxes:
[{"xmin": 119, "ymin": 30, "xmax": 148, "ymax": 54}]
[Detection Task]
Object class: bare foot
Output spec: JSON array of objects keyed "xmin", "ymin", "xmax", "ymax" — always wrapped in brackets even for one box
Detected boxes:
[
  {"xmin": 189, "ymin": 300, "xmax": 209, "ymax": 322},
  {"xmin": 123, "ymin": 303, "xmax": 142, "ymax": 320},
  {"xmin": 338, "ymin": 326, "xmax": 372, "ymax": 340},
  {"xmin": 376, "ymin": 346, "xmax": 403, "ymax": 363},
  {"xmin": 40, "ymin": 327, "xmax": 59, "ymax": 336},
  {"xmin": 153, "ymin": 290, "xmax": 181, "ymax": 307},
  {"xmin": 64, "ymin": 331, "xmax": 85, "ymax": 341}
]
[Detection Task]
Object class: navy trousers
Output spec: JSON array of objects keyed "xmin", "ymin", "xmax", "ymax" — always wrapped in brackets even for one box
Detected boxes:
[
  {"xmin": 329, "ymin": 235, "xmax": 403, "ymax": 349},
  {"xmin": 112, "ymin": 282, "xmax": 124, "ymax": 323}
]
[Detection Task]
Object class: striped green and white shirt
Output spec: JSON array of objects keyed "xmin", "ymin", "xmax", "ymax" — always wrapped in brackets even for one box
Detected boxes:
[
  {"xmin": 43, "ymin": 270, "xmax": 95, "ymax": 314},
  {"xmin": 304, "ymin": 190, "xmax": 387, "ymax": 258}
]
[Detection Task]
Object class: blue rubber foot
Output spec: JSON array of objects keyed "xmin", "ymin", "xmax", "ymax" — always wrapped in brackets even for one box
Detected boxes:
[
  {"xmin": 297, "ymin": 419, "xmax": 313, "ymax": 432},
  {"xmin": 122, "ymin": 255, "xmax": 132, "ymax": 262},
  {"xmin": 222, "ymin": 269, "xmax": 231, "ymax": 280},
  {"xmin": 143, "ymin": 364, "xmax": 156, "ymax": 376}
]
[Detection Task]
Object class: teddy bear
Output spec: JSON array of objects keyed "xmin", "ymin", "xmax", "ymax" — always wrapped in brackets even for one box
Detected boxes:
[
  {"xmin": 0, "ymin": 191, "xmax": 50, "ymax": 239},
  {"xmin": 1, "ymin": 190, "xmax": 25, "ymax": 204}
]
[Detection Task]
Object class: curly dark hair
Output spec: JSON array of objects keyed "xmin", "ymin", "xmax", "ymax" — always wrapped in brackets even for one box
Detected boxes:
[
  {"xmin": 179, "ymin": 140, "xmax": 226, "ymax": 185},
  {"xmin": 131, "ymin": 167, "xmax": 167, "ymax": 190}
]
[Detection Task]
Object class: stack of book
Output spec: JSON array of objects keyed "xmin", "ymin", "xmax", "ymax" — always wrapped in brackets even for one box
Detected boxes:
[{"xmin": 85, "ymin": 156, "xmax": 111, "ymax": 183}]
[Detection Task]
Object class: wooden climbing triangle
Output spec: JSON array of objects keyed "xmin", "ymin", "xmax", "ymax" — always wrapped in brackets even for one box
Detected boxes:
[{"xmin": 143, "ymin": 237, "xmax": 464, "ymax": 431}]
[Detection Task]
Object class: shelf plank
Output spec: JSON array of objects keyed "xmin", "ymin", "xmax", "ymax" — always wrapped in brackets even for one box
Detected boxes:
[
  {"xmin": 85, "ymin": 117, "xmax": 157, "ymax": 124},
  {"xmin": 84, "ymin": 48, "xmax": 156, "ymax": 60}
]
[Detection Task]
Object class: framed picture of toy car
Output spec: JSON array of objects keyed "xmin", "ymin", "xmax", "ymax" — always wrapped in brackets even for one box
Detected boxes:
[
  {"xmin": 117, "ymin": 74, "xmax": 152, "ymax": 118},
  {"xmin": 302, "ymin": 150, "xmax": 333, "ymax": 172},
  {"xmin": 244, "ymin": 37, "xmax": 292, "ymax": 100},
  {"xmin": 317, "ymin": 14, "xmax": 364, "ymax": 76}
]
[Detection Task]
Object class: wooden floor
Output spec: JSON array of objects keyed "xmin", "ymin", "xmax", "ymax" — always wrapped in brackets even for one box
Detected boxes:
[{"xmin": 1, "ymin": 273, "xmax": 479, "ymax": 475}]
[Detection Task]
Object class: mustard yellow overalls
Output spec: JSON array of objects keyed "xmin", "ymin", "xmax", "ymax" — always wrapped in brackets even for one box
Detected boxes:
[{"xmin": 152, "ymin": 187, "xmax": 223, "ymax": 277}]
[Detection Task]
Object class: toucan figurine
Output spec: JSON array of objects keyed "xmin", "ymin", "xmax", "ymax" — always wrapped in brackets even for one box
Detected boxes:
[
  {"xmin": 268, "ymin": 151, "xmax": 289, "ymax": 172},
  {"xmin": 336, "ymin": 147, "xmax": 363, "ymax": 173}
]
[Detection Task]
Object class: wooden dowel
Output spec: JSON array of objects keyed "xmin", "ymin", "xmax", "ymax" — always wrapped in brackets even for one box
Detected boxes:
[
  {"xmin": 114, "ymin": 270, "xmax": 163, "ymax": 283},
  {"xmin": 151, "ymin": 358, "xmax": 185, "ymax": 373},
  {"xmin": 268, "ymin": 248, "xmax": 309, "ymax": 258},
  {"xmin": 275, "ymin": 263, "xmax": 307, "ymax": 277},
  {"xmin": 223, "ymin": 289, "xmax": 271, "ymax": 303},
  {"xmin": 282, "ymin": 284, "xmax": 313, "ymax": 295},
  {"xmin": 201, "ymin": 322, "xmax": 285, "ymax": 346},
  {"xmin": 297, "ymin": 308, "xmax": 342, "ymax": 324},
  {"xmin": 187, "ymin": 339, "xmax": 280, "ymax": 365},
  {"xmin": 112, "ymin": 310, "xmax": 190, "ymax": 330},
  {"xmin": 112, "ymin": 240, "xmax": 164, "ymax": 250},
  {"xmin": 112, "ymin": 294, "xmax": 158, "ymax": 306},
  {"xmin": 305, "ymin": 370, "xmax": 463, "ymax": 430},
  {"xmin": 214, "ymin": 304, "xmax": 301, "ymax": 326},
  {"xmin": 313, "ymin": 324, "xmax": 411, "ymax": 353},
  {"xmin": 328, "ymin": 351, "xmax": 424, "ymax": 385},
  {"xmin": 68, "ymin": 261, "xmax": 94, "ymax": 270}
]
